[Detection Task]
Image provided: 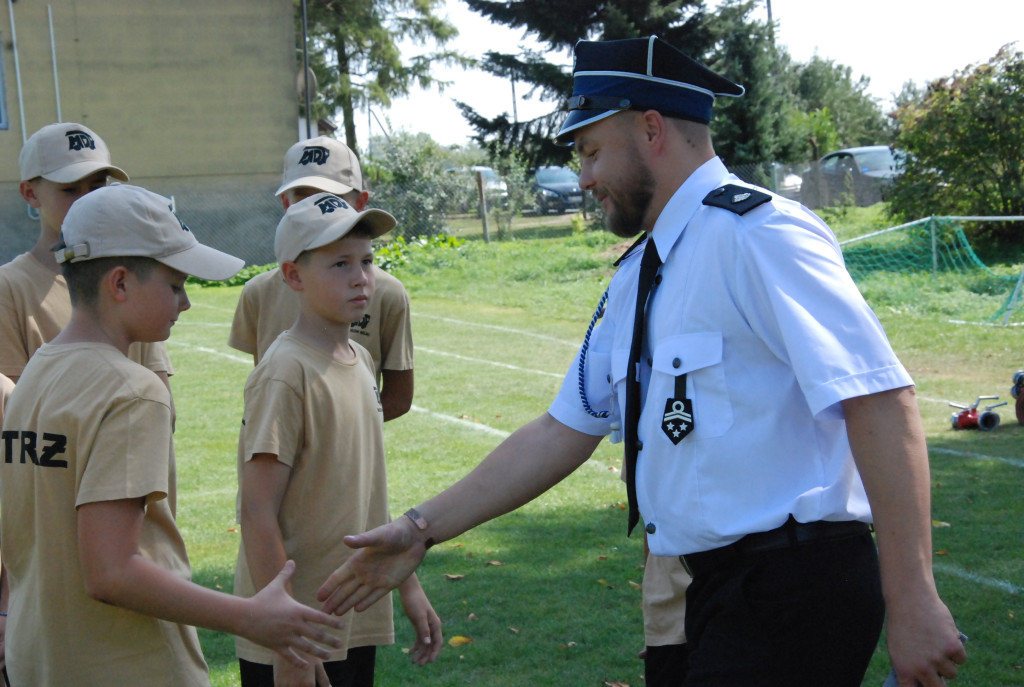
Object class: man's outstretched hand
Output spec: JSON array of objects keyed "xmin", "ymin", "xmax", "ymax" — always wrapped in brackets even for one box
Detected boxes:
[{"xmin": 317, "ymin": 519, "xmax": 427, "ymax": 616}]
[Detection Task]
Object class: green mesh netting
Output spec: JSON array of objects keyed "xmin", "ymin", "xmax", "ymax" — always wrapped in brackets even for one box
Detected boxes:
[{"xmin": 838, "ymin": 217, "xmax": 1024, "ymax": 325}]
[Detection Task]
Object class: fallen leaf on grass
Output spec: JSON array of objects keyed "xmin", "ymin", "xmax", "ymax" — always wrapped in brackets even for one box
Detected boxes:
[
  {"xmin": 932, "ymin": 520, "xmax": 952, "ymax": 528},
  {"xmin": 445, "ymin": 573, "xmax": 466, "ymax": 581},
  {"xmin": 468, "ymin": 613, "xmax": 478, "ymax": 621},
  {"xmin": 603, "ymin": 681, "xmax": 631, "ymax": 687},
  {"xmin": 448, "ymin": 636, "xmax": 472, "ymax": 647},
  {"xmin": 226, "ymin": 527, "xmax": 239, "ymax": 533},
  {"xmin": 487, "ymin": 560, "xmax": 504, "ymax": 566},
  {"xmin": 508, "ymin": 626, "xmax": 519, "ymax": 634},
  {"xmin": 935, "ymin": 550, "xmax": 949, "ymax": 555},
  {"xmin": 597, "ymin": 555, "xmax": 607, "ymax": 560},
  {"xmin": 628, "ymin": 580, "xmax": 642, "ymax": 590}
]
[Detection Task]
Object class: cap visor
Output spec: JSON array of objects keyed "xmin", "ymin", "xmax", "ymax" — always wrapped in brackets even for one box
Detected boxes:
[
  {"xmin": 159, "ymin": 244, "xmax": 245, "ymax": 282},
  {"xmin": 275, "ymin": 176, "xmax": 355, "ymax": 198},
  {"xmin": 42, "ymin": 161, "xmax": 129, "ymax": 184},
  {"xmin": 555, "ymin": 109, "xmax": 621, "ymax": 145}
]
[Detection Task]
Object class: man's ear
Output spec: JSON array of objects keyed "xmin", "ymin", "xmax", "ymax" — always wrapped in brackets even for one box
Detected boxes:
[
  {"xmin": 280, "ymin": 260, "xmax": 304, "ymax": 291},
  {"xmin": 640, "ymin": 110, "xmax": 667, "ymax": 146}
]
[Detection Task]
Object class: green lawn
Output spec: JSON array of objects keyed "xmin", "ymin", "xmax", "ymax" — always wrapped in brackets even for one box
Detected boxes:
[{"xmin": 169, "ymin": 211, "xmax": 1023, "ymax": 686}]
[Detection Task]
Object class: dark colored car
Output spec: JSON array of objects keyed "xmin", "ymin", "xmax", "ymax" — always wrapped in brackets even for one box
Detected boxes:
[
  {"xmin": 532, "ymin": 166, "xmax": 584, "ymax": 214},
  {"xmin": 800, "ymin": 146, "xmax": 904, "ymax": 209}
]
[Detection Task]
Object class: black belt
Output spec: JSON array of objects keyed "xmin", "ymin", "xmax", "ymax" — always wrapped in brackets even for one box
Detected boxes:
[{"xmin": 679, "ymin": 518, "xmax": 871, "ymax": 578}]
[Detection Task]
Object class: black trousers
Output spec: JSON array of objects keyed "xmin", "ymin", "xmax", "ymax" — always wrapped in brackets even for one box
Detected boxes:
[
  {"xmin": 670, "ymin": 531, "xmax": 884, "ymax": 687},
  {"xmin": 239, "ymin": 645, "xmax": 377, "ymax": 687}
]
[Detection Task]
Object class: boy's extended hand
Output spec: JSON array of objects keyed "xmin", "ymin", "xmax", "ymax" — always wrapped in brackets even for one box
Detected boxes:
[
  {"xmin": 249, "ymin": 561, "xmax": 346, "ymax": 669},
  {"xmin": 317, "ymin": 520, "xmax": 426, "ymax": 617},
  {"xmin": 273, "ymin": 654, "xmax": 333, "ymax": 687},
  {"xmin": 398, "ymin": 574, "xmax": 443, "ymax": 666}
]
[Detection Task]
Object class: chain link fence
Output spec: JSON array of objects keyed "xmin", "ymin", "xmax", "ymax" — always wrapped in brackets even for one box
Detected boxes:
[{"xmin": 0, "ymin": 161, "xmax": 810, "ymax": 268}]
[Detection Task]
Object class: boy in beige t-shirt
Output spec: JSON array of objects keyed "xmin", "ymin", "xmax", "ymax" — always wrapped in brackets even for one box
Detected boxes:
[
  {"xmin": 1, "ymin": 123, "xmax": 173, "ymax": 388},
  {"xmin": 0, "ymin": 185, "xmax": 344, "ymax": 686},
  {"xmin": 228, "ymin": 137, "xmax": 414, "ymax": 421},
  {"xmin": 234, "ymin": 193, "xmax": 441, "ymax": 686}
]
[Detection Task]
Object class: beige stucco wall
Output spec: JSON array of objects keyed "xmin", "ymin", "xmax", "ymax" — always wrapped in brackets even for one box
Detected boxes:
[{"xmin": 1, "ymin": 0, "xmax": 297, "ymax": 182}]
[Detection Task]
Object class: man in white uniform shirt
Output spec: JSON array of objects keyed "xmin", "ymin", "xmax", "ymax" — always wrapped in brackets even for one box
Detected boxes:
[{"xmin": 315, "ymin": 36, "xmax": 967, "ymax": 687}]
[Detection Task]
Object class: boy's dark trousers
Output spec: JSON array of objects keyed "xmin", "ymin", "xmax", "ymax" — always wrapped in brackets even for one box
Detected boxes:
[{"xmin": 239, "ymin": 645, "xmax": 377, "ymax": 687}]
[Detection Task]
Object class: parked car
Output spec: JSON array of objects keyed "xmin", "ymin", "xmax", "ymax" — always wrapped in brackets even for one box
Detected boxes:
[
  {"xmin": 531, "ymin": 165, "xmax": 584, "ymax": 214},
  {"xmin": 444, "ymin": 165, "xmax": 509, "ymax": 213},
  {"xmin": 800, "ymin": 146, "xmax": 904, "ymax": 209}
]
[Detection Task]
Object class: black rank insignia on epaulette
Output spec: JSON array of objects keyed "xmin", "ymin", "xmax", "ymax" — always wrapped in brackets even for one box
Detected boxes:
[{"xmin": 702, "ymin": 184, "xmax": 771, "ymax": 215}]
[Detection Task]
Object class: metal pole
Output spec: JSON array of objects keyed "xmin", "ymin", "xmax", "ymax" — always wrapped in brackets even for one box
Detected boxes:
[
  {"xmin": 511, "ymin": 76, "xmax": 518, "ymax": 125},
  {"xmin": 1003, "ymin": 264, "xmax": 1024, "ymax": 326},
  {"xmin": 48, "ymin": 4, "xmax": 61, "ymax": 122},
  {"xmin": 301, "ymin": 0, "xmax": 312, "ymax": 139},
  {"xmin": 8, "ymin": 0, "xmax": 27, "ymax": 141}
]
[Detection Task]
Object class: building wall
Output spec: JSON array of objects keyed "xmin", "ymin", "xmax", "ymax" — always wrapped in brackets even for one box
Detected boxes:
[{"xmin": 1, "ymin": 0, "xmax": 300, "ymax": 264}]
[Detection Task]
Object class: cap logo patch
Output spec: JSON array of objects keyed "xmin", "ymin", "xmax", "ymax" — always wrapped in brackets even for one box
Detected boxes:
[
  {"xmin": 167, "ymin": 203, "xmax": 192, "ymax": 232},
  {"xmin": 299, "ymin": 146, "xmax": 331, "ymax": 166},
  {"xmin": 315, "ymin": 196, "xmax": 349, "ymax": 214},
  {"xmin": 65, "ymin": 130, "xmax": 96, "ymax": 152}
]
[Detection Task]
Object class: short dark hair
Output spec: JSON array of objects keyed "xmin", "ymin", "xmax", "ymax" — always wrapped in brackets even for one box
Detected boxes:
[{"xmin": 62, "ymin": 256, "xmax": 158, "ymax": 307}]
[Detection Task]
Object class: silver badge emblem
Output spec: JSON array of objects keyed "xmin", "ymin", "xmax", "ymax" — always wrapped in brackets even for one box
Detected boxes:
[{"xmin": 732, "ymin": 192, "xmax": 751, "ymax": 203}]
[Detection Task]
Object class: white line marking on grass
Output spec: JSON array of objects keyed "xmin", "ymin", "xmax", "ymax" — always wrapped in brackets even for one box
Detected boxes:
[
  {"xmin": 933, "ymin": 562, "xmax": 1023, "ymax": 595},
  {"xmin": 187, "ymin": 301, "xmax": 237, "ymax": 314},
  {"xmin": 408, "ymin": 405, "xmax": 607, "ymax": 470},
  {"xmin": 410, "ymin": 405, "xmax": 511, "ymax": 438},
  {"xmin": 929, "ymin": 446, "xmax": 1024, "ymax": 469},
  {"xmin": 169, "ymin": 341, "xmax": 251, "ymax": 365},
  {"xmin": 417, "ymin": 346, "xmax": 564, "ymax": 378},
  {"xmin": 414, "ymin": 313, "xmax": 580, "ymax": 347}
]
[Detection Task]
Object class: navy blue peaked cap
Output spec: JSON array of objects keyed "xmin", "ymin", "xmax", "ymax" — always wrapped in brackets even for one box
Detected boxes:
[{"xmin": 556, "ymin": 35, "xmax": 744, "ymax": 144}]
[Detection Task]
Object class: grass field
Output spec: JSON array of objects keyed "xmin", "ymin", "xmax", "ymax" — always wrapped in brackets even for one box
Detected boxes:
[{"xmin": 168, "ymin": 211, "xmax": 1023, "ymax": 686}]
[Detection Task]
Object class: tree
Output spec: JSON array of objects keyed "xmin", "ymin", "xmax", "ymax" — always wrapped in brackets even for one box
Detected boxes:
[
  {"xmin": 459, "ymin": 0, "xmax": 888, "ymax": 172},
  {"xmin": 460, "ymin": 0, "xmax": 716, "ymax": 170},
  {"xmin": 889, "ymin": 44, "xmax": 1024, "ymax": 249},
  {"xmin": 704, "ymin": 0, "xmax": 802, "ymax": 168},
  {"xmin": 787, "ymin": 55, "xmax": 891, "ymax": 156},
  {"xmin": 363, "ymin": 131, "xmax": 467, "ymax": 238},
  {"xmin": 299, "ymin": 0, "xmax": 471, "ymax": 155}
]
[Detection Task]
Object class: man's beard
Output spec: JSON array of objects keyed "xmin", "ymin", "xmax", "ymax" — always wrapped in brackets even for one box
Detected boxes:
[{"xmin": 604, "ymin": 154, "xmax": 656, "ymax": 239}]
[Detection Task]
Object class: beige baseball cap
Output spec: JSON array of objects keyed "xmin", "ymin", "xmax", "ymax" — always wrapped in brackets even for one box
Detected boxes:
[
  {"xmin": 275, "ymin": 136, "xmax": 363, "ymax": 197},
  {"xmin": 19, "ymin": 122, "xmax": 129, "ymax": 183},
  {"xmin": 56, "ymin": 185, "xmax": 245, "ymax": 282},
  {"xmin": 275, "ymin": 192, "xmax": 395, "ymax": 264}
]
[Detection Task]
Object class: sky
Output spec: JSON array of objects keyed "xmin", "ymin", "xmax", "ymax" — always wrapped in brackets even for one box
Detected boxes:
[{"xmin": 371, "ymin": 0, "xmax": 1024, "ymax": 148}]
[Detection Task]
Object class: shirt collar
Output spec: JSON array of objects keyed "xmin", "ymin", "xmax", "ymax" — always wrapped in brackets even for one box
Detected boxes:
[{"xmin": 649, "ymin": 156, "xmax": 729, "ymax": 261}]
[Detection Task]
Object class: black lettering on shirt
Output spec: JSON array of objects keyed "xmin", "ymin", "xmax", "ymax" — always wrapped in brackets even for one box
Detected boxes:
[
  {"xmin": 0, "ymin": 431, "xmax": 68, "ymax": 468},
  {"xmin": 40, "ymin": 433, "xmax": 68, "ymax": 468},
  {"xmin": 1, "ymin": 430, "xmax": 16, "ymax": 463}
]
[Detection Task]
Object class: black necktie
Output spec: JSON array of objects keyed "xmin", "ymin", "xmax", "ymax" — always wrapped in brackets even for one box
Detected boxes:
[{"xmin": 624, "ymin": 236, "xmax": 661, "ymax": 536}]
